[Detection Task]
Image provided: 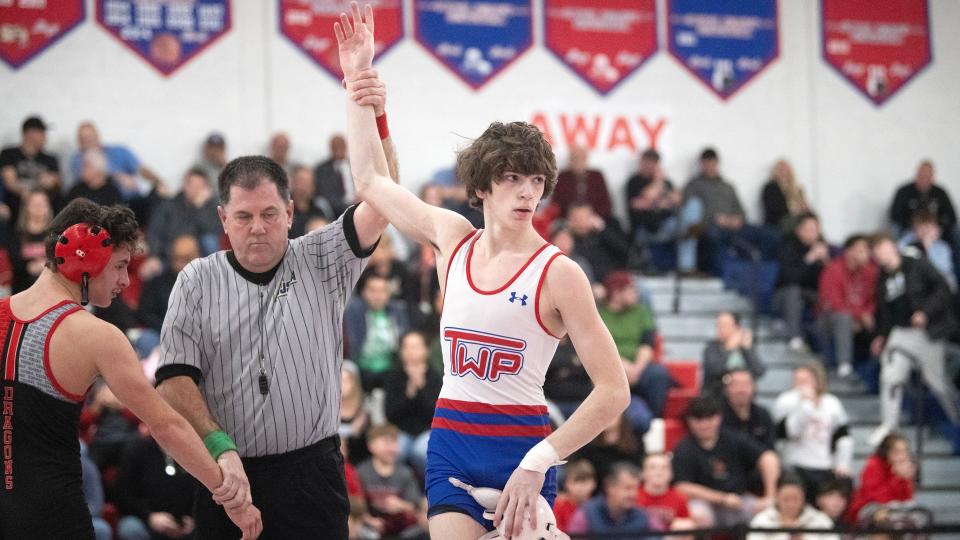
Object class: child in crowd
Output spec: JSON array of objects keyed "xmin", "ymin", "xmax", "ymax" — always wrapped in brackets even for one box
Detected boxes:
[
  {"xmin": 637, "ymin": 453, "xmax": 695, "ymax": 531},
  {"xmin": 357, "ymin": 424, "xmax": 428, "ymax": 539},
  {"xmin": 814, "ymin": 478, "xmax": 852, "ymax": 529},
  {"xmin": 553, "ymin": 460, "xmax": 597, "ymax": 531}
]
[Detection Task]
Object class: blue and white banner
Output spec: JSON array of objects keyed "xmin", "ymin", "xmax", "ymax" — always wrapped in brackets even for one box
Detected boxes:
[
  {"xmin": 667, "ymin": 0, "xmax": 778, "ymax": 100},
  {"xmin": 96, "ymin": 0, "xmax": 231, "ymax": 77},
  {"xmin": 414, "ymin": 0, "xmax": 534, "ymax": 90}
]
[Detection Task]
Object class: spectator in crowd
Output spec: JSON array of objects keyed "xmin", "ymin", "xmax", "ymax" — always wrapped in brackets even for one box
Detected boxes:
[
  {"xmin": 551, "ymin": 145, "xmax": 613, "ymax": 219},
  {"xmin": 345, "ymin": 272, "xmax": 410, "ymax": 390},
  {"xmin": 889, "ymin": 160, "xmax": 957, "ymax": 248},
  {"xmin": 116, "ymin": 425, "xmax": 198, "ymax": 540},
  {"xmin": 69, "ymin": 121, "xmax": 165, "ymax": 199},
  {"xmin": 146, "ymin": 167, "xmax": 220, "ymax": 266},
  {"xmin": 673, "ymin": 396, "xmax": 780, "ymax": 528},
  {"xmin": 549, "ymin": 224, "xmax": 596, "ymax": 284},
  {"xmin": 304, "ymin": 214, "xmax": 331, "ymax": 235},
  {"xmin": 356, "ymin": 424, "xmax": 428, "ymax": 540},
  {"xmin": 899, "ymin": 209, "xmax": 957, "ymax": 291},
  {"xmin": 818, "ymin": 234, "xmax": 878, "ymax": 378},
  {"xmin": 553, "ymin": 459, "xmax": 597, "ymax": 532},
  {"xmin": 599, "ymin": 270, "xmax": 672, "ymax": 423},
  {"xmin": 680, "ymin": 148, "xmax": 777, "ymax": 275},
  {"xmin": 268, "ymin": 131, "xmax": 292, "ymax": 177},
  {"xmin": 626, "ymin": 149, "xmax": 680, "ymax": 243},
  {"xmin": 66, "ymin": 150, "xmax": 124, "ymax": 207},
  {"xmin": 289, "ymin": 164, "xmax": 332, "ymax": 238},
  {"xmin": 721, "ymin": 369, "xmax": 776, "ymax": 450},
  {"xmin": 761, "ymin": 159, "xmax": 810, "ymax": 231},
  {"xmin": 544, "ymin": 337, "xmax": 594, "ymax": 420},
  {"xmin": 383, "ymin": 331, "xmax": 441, "ymax": 475},
  {"xmin": 847, "ymin": 433, "xmax": 916, "ymax": 524},
  {"xmin": 702, "ymin": 311, "xmax": 766, "ymax": 395},
  {"xmin": 314, "ymin": 134, "xmax": 354, "ymax": 217},
  {"xmin": 748, "ymin": 473, "xmax": 837, "ymax": 540},
  {"xmin": 814, "ymin": 478, "xmax": 852, "ymax": 529},
  {"xmin": 8, "ymin": 188, "xmax": 52, "ymax": 293},
  {"xmin": 193, "ymin": 132, "xmax": 227, "ymax": 187},
  {"xmin": 773, "ymin": 363, "xmax": 853, "ymax": 502},
  {"xmin": 566, "ymin": 202, "xmax": 631, "ymax": 282},
  {"xmin": 869, "ymin": 234, "xmax": 959, "ymax": 445},
  {"xmin": 574, "ymin": 412, "xmax": 645, "ymax": 485},
  {"xmin": 568, "ymin": 462, "xmax": 653, "ymax": 537},
  {"xmin": 638, "ymin": 453, "xmax": 695, "ymax": 531},
  {"xmin": 340, "ymin": 361, "xmax": 372, "ymax": 465},
  {"xmin": 0, "ymin": 115, "xmax": 62, "ymax": 221},
  {"xmin": 356, "ymin": 234, "xmax": 419, "ymax": 323},
  {"xmin": 86, "ymin": 384, "xmax": 142, "ymax": 476},
  {"xmin": 775, "ymin": 212, "xmax": 831, "ymax": 352},
  {"xmin": 137, "ymin": 235, "xmax": 201, "ymax": 350}
]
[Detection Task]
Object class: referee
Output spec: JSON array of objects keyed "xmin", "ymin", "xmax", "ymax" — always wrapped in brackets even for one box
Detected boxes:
[{"xmin": 156, "ymin": 82, "xmax": 396, "ymax": 538}]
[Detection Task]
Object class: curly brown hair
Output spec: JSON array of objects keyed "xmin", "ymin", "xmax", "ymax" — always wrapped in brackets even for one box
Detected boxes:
[
  {"xmin": 44, "ymin": 198, "xmax": 142, "ymax": 272},
  {"xmin": 455, "ymin": 121, "xmax": 558, "ymax": 208}
]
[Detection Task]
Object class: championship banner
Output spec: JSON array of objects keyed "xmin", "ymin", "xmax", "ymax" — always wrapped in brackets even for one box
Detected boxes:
[
  {"xmin": 414, "ymin": 0, "xmax": 533, "ymax": 90},
  {"xmin": 278, "ymin": 0, "xmax": 403, "ymax": 81},
  {"xmin": 666, "ymin": 0, "xmax": 778, "ymax": 100},
  {"xmin": 543, "ymin": 0, "xmax": 657, "ymax": 95},
  {"xmin": 821, "ymin": 0, "xmax": 931, "ymax": 106},
  {"xmin": 0, "ymin": 1, "xmax": 85, "ymax": 70},
  {"xmin": 95, "ymin": 0, "xmax": 231, "ymax": 76}
]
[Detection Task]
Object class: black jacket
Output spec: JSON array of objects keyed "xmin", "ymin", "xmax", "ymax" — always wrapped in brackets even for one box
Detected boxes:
[
  {"xmin": 777, "ymin": 235, "xmax": 825, "ymax": 291},
  {"xmin": 876, "ymin": 253, "xmax": 958, "ymax": 340},
  {"xmin": 890, "ymin": 182, "xmax": 957, "ymax": 231}
]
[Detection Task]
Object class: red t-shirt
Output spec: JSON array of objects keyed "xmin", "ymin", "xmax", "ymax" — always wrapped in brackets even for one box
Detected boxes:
[
  {"xmin": 344, "ymin": 461, "xmax": 363, "ymax": 497},
  {"xmin": 553, "ymin": 494, "xmax": 581, "ymax": 532},
  {"xmin": 637, "ymin": 486, "xmax": 690, "ymax": 528}
]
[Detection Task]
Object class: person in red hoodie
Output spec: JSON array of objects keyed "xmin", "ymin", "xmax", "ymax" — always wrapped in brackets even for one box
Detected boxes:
[
  {"xmin": 847, "ymin": 432, "xmax": 915, "ymax": 524},
  {"xmin": 637, "ymin": 452, "xmax": 696, "ymax": 530},
  {"xmin": 553, "ymin": 459, "xmax": 597, "ymax": 531},
  {"xmin": 818, "ymin": 234, "xmax": 878, "ymax": 378}
]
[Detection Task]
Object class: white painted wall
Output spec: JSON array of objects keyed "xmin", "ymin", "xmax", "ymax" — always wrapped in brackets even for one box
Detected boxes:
[{"xmin": 2, "ymin": 0, "xmax": 958, "ymax": 240}]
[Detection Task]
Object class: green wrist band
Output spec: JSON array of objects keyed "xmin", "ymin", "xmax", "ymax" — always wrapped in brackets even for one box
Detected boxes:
[{"xmin": 204, "ymin": 430, "xmax": 238, "ymax": 460}]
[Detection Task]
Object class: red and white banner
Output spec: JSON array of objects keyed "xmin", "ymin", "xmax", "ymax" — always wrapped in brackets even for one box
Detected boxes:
[
  {"xmin": 821, "ymin": 0, "xmax": 932, "ymax": 106},
  {"xmin": 543, "ymin": 0, "xmax": 657, "ymax": 95},
  {"xmin": 278, "ymin": 0, "xmax": 403, "ymax": 81},
  {"xmin": 0, "ymin": 1, "xmax": 85, "ymax": 70}
]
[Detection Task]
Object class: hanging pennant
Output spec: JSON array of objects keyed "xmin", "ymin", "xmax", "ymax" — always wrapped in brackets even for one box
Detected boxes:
[
  {"xmin": 414, "ymin": 0, "xmax": 534, "ymax": 90},
  {"xmin": 95, "ymin": 0, "xmax": 231, "ymax": 77},
  {"xmin": 543, "ymin": 0, "xmax": 657, "ymax": 96},
  {"xmin": 0, "ymin": 1, "xmax": 85, "ymax": 70},
  {"xmin": 667, "ymin": 0, "xmax": 779, "ymax": 100},
  {"xmin": 278, "ymin": 0, "xmax": 403, "ymax": 81},
  {"xmin": 822, "ymin": 0, "xmax": 931, "ymax": 106}
]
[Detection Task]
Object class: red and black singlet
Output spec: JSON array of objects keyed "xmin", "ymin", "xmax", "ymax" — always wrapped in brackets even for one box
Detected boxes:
[{"xmin": 0, "ymin": 298, "xmax": 94, "ymax": 539}]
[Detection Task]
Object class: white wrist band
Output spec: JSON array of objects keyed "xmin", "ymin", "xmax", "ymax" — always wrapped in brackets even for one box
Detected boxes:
[{"xmin": 518, "ymin": 440, "xmax": 563, "ymax": 474}]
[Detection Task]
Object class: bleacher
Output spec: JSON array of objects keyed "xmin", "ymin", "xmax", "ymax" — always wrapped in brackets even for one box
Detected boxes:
[{"xmin": 642, "ymin": 274, "xmax": 960, "ymax": 524}]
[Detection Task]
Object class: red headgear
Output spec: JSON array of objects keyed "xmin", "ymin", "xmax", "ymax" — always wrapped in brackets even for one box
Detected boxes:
[{"xmin": 54, "ymin": 223, "xmax": 113, "ymax": 283}]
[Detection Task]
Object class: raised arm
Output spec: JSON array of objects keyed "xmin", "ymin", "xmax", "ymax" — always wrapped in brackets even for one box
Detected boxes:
[{"xmin": 336, "ymin": 2, "xmax": 472, "ymax": 254}]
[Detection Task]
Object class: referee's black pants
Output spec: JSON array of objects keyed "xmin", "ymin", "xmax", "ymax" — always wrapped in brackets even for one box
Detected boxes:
[{"xmin": 194, "ymin": 436, "xmax": 349, "ymax": 540}]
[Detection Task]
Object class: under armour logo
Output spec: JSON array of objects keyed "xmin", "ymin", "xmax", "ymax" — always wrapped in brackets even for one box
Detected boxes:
[{"xmin": 508, "ymin": 292, "xmax": 527, "ymax": 306}]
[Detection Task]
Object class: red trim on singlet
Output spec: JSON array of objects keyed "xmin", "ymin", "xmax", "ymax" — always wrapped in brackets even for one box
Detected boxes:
[
  {"xmin": 441, "ymin": 229, "xmax": 479, "ymax": 306},
  {"xmin": 436, "ymin": 397, "xmax": 548, "ymax": 416},
  {"xmin": 431, "ymin": 417, "xmax": 551, "ymax": 438},
  {"xmin": 43, "ymin": 305, "xmax": 85, "ymax": 402},
  {"xmin": 534, "ymin": 252, "xmax": 564, "ymax": 339},
  {"xmin": 466, "ymin": 232, "xmax": 551, "ymax": 295},
  {"xmin": 3, "ymin": 322, "xmax": 22, "ymax": 382},
  {"xmin": 8, "ymin": 299, "xmax": 78, "ymax": 324}
]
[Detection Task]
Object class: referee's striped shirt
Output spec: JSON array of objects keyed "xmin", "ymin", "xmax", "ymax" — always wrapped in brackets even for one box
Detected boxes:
[{"xmin": 156, "ymin": 205, "xmax": 371, "ymax": 457}]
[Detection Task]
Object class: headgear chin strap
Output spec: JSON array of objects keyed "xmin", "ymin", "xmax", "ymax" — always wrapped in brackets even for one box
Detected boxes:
[{"xmin": 54, "ymin": 223, "xmax": 113, "ymax": 306}]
